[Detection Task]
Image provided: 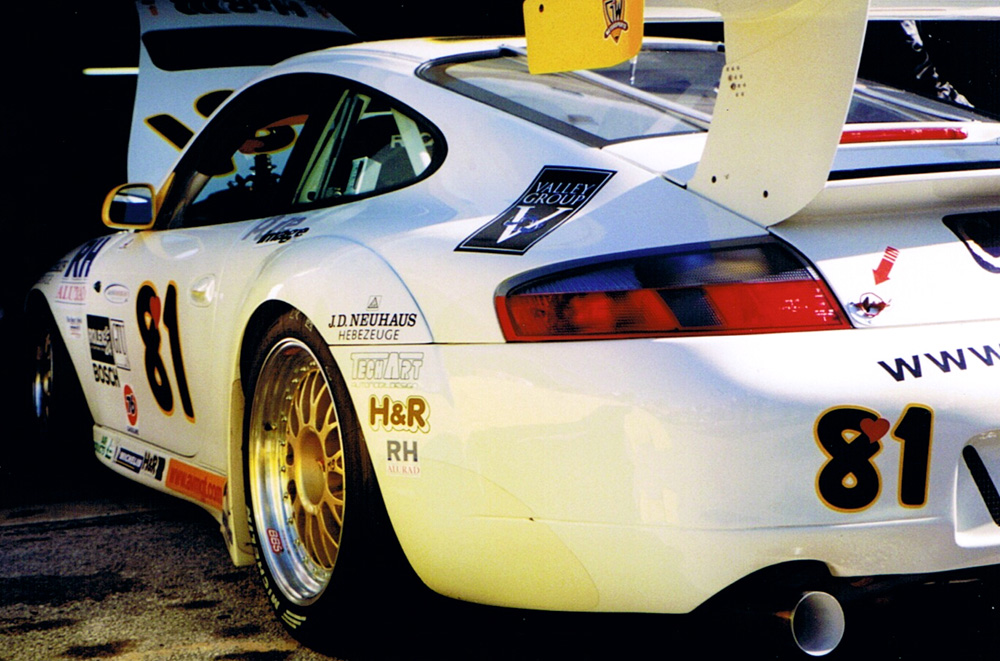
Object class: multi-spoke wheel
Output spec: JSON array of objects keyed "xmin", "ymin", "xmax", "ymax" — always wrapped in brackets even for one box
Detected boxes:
[
  {"xmin": 248, "ymin": 335, "xmax": 346, "ymax": 604},
  {"xmin": 243, "ymin": 310, "xmax": 402, "ymax": 650}
]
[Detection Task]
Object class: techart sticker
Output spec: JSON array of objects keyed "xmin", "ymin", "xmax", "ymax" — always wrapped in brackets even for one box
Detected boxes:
[{"xmin": 457, "ymin": 167, "xmax": 615, "ymax": 254}]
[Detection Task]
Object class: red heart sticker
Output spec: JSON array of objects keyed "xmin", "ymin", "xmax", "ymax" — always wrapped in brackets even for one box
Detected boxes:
[
  {"xmin": 149, "ymin": 294, "xmax": 161, "ymax": 326},
  {"xmin": 860, "ymin": 417, "xmax": 890, "ymax": 443}
]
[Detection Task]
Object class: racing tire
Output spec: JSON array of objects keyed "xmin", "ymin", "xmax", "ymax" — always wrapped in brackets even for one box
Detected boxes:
[
  {"xmin": 27, "ymin": 303, "xmax": 92, "ymax": 464},
  {"xmin": 243, "ymin": 310, "xmax": 413, "ymax": 656}
]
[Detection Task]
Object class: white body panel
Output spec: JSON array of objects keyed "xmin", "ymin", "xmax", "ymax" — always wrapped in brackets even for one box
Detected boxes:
[{"xmin": 31, "ymin": 35, "xmax": 1000, "ymax": 614}]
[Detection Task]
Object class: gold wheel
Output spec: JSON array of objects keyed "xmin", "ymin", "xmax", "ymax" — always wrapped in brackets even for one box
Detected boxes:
[{"xmin": 249, "ymin": 337, "xmax": 346, "ymax": 605}]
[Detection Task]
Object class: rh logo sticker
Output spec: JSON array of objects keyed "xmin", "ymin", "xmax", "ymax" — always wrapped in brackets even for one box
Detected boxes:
[{"xmin": 456, "ymin": 167, "xmax": 614, "ymax": 254}]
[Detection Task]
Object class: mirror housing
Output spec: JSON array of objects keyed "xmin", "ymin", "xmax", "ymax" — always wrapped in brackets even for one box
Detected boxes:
[{"xmin": 102, "ymin": 183, "xmax": 156, "ymax": 230}]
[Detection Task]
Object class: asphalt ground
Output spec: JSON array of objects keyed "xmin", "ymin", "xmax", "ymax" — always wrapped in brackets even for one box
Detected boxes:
[{"xmin": 1, "ymin": 447, "xmax": 999, "ymax": 660}]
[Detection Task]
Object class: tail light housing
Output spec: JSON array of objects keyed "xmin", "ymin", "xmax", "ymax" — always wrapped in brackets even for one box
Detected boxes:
[{"xmin": 496, "ymin": 239, "xmax": 850, "ymax": 341}]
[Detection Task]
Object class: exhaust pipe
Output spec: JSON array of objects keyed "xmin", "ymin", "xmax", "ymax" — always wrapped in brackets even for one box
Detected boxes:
[{"xmin": 782, "ymin": 591, "xmax": 846, "ymax": 656}]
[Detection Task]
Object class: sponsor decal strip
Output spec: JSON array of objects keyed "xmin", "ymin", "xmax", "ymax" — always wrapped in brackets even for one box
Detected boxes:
[
  {"xmin": 878, "ymin": 344, "xmax": 1000, "ymax": 382},
  {"xmin": 166, "ymin": 460, "xmax": 227, "ymax": 510}
]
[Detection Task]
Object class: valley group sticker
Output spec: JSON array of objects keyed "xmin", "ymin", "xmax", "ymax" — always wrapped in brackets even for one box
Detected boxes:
[{"xmin": 456, "ymin": 166, "xmax": 614, "ymax": 254}]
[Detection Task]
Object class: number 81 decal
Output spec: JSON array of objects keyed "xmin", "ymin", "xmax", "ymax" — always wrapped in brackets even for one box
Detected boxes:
[
  {"xmin": 137, "ymin": 281, "xmax": 195, "ymax": 422},
  {"xmin": 815, "ymin": 404, "xmax": 933, "ymax": 512}
]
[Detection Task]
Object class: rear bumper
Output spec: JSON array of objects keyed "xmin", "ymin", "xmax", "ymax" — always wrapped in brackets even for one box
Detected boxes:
[{"xmin": 335, "ymin": 320, "xmax": 1000, "ymax": 611}]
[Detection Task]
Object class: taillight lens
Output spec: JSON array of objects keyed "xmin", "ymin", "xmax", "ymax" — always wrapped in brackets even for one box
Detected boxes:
[{"xmin": 496, "ymin": 240, "xmax": 850, "ymax": 341}]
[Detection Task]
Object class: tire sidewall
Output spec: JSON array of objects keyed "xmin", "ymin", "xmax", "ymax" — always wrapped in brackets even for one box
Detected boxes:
[{"xmin": 242, "ymin": 310, "xmax": 371, "ymax": 641}]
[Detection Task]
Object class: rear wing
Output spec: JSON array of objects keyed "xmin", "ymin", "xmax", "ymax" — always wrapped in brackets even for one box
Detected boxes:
[
  {"xmin": 644, "ymin": 0, "xmax": 1000, "ymax": 21},
  {"xmin": 525, "ymin": 0, "xmax": 870, "ymax": 226}
]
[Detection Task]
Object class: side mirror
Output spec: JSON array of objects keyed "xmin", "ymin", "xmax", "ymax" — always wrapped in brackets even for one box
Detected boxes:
[{"xmin": 102, "ymin": 183, "xmax": 156, "ymax": 230}]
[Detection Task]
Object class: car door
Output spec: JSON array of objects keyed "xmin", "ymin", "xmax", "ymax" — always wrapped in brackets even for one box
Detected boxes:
[
  {"xmin": 86, "ymin": 71, "xmax": 445, "ymax": 460},
  {"xmin": 86, "ymin": 74, "xmax": 349, "ymax": 457}
]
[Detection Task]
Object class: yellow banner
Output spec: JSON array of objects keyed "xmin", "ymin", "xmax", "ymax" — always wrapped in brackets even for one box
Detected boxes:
[{"xmin": 524, "ymin": 0, "xmax": 644, "ymax": 74}]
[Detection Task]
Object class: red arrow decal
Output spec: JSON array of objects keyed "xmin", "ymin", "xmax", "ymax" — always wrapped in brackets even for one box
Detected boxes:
[{"xmin": 873, "ymin": 246, "xmax": 899, "ymax": 285}]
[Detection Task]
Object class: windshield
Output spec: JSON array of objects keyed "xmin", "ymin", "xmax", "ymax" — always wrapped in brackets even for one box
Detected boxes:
[{"xmin": 424, "ymin": 43, "xmax": 994, "ymax": 145}]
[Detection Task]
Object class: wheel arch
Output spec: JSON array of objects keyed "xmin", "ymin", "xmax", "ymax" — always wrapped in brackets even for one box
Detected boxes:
[
  {"xmin": 24, "ymin": 287, "xmax": 96, "ymax": 421},
  {"xmin": 224, "ymin": 237, "xmax": 429, "ymax": 569}
]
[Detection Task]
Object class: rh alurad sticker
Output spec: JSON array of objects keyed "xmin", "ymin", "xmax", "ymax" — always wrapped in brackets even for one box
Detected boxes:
[{"xmin": 457, "ymin": 166, "xmax": 615, "ymax": 254}]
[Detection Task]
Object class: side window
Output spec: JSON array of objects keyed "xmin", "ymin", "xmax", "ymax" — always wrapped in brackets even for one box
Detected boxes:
[
  {"xmin": 294, "ymin": 91, "xmax": 437, "ymax": 205},
  {"xmin": 156, "ymin": 75, "xmax": 443, "ymax": 229},
  {"xmin": 158, "ymin": 74, "xmax": 343, "ymax": 229},
  {"xmin": 181, "ymin": 113, "xmax": 310, "ymax": 225}
]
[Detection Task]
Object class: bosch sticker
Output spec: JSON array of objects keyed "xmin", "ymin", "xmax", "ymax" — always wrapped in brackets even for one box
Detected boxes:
[
  {"xmin": 457, "ymin": 167, "xmax": 615, "ymax": 254},
  {"xmin": 815, "ymin": 404, "xmax": 933, "ymax": 512}
]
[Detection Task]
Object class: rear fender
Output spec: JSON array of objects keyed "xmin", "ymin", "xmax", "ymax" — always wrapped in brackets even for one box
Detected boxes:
[
  {"xmin": 225, "ymin": 237, "xmax": 430, "ymax": 565},
  {"xmin": 234, "ymin": 237, "xmax": 431, "ymax": 352}
]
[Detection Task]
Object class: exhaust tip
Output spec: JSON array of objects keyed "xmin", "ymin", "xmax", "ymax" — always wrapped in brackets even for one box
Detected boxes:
[{"xmin": 790, "ymin": 591, "xmax": 845, "ymax": 657}]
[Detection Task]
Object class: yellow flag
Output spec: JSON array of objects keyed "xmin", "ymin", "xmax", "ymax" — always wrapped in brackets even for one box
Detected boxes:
[{"xmin": 524, "ymin": 0, "xmax": 644, "ymax": 74}]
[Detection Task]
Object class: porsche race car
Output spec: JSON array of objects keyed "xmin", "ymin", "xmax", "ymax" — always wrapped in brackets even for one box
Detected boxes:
[{"xmin": 27, "ymin": 3, "xmax": 1000, "ymax": 656}]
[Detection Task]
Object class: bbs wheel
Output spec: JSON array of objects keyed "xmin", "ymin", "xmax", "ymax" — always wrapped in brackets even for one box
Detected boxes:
[{"xmin": 244, "ymin": 310, "xmax": 378, "ymax": 650}]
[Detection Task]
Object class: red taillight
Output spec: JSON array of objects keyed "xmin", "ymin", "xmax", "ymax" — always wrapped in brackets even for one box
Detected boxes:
[
  {"xmin": 840, "ymin": 127, "xmax": 967, "ymax": 144},
  {"xmin": 496, "ymin": 241, "xmax": 850, "ymax": 341}
]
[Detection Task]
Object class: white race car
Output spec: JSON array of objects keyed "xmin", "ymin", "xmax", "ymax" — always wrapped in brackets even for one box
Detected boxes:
[{"xmin": 28, "ymin": 1, "xmax": 1000, "ymax": 656}]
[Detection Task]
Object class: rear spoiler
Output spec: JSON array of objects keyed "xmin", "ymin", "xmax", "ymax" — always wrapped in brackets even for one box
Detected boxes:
[
  {"xmin": 525, "ymin": 0, "xmax": 869, "ymax": 226},
  {"xmin": 798, "ymin": 167, "xmax": 1000, "ymax": 219}
]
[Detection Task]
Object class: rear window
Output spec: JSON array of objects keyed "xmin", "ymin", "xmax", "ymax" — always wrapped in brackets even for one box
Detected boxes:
[
  {"xmin": 422, "ymin": 50, "xmax": 705, "ymax": 145},
  {"xmin": 424, "ymin": 43, "xmax": 994, "ymax": 145}
]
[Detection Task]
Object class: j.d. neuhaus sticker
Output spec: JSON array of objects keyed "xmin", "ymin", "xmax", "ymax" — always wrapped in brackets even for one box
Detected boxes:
[{"xmin": 457, "ymin": 166, "xmax": 615, "ymax": 254}]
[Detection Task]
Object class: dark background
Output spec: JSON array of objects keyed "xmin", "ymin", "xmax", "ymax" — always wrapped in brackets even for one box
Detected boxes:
[
  {"xmin": 1, "ymin": 2, "xmax": 996, "ymax": 360},
  {"xmin": 1, "ymin": 2, "xmax": 997, "ymax": 503}
]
